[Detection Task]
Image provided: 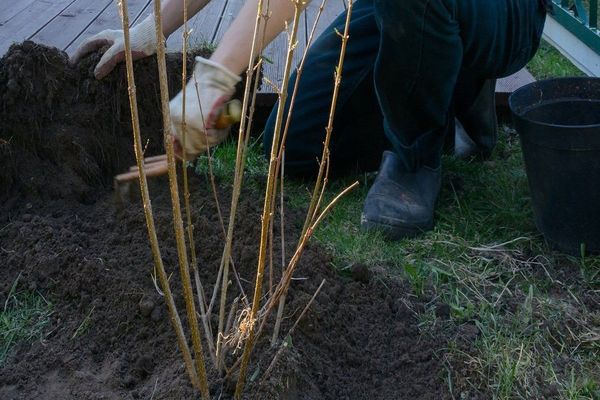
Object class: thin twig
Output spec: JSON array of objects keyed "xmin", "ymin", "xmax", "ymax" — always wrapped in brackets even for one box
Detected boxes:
[
  {"xmin": 262, "ymin": 279, "xmax": 326, "ymax": 383},
  {"xmin": 276, "ymin": 0, "xmax": 328, "ymax": 169},
  {"xmin": 235, "ymin": 1, "xmax": 304, "ymax": 397},
  {"xmin": 179, "ymin": 0, "xmax": 217, "ymax": 366},
  {"xmin": 204, "ymin": 55, "xmax": 263, "ymax": 320},
  {"xmin": 302, "ymin": 0, "xmax": 352, "ymax": 236},
  {"xmin": 215, "ymin": 0, "xmax": 270, "ymax": 371},
  {"xmin": 232, "ymin": 181, "xmax": 358, "ymax": 380},
  {"xmin": 152, "ymin": 0, "xmax": 209, "ymax": 397},
  {"xmin": 116, "ymin": 0, "xmax": 199, "ymax": 390},
  {"xmin": 270, "ymin": 0, "xmax": 331, "ymax": 347},
  {"xmin": 219, "ymin": 296, "xmax": 241, "ymax": 368}
]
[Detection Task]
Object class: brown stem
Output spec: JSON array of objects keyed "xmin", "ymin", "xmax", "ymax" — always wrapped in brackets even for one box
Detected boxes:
[
  {"xmin": 116, "ymin": 0, "xmax": 199, "ymax": 391},
  {"xmin": 227, "ymin": 181, "xmax": 358, "ymax": 382},
  {"xmin": 235, "ymin": 2, "xmax": 355, "ymax": 386},
  {"xmin": 201, "ymin": 135, "xmax": 248, "ymax": 308},
  {"xmin": 255, "ymin": 182, "xmax": 358, "ymax": 350},
  {"xmin": 270, "ymin": 0, "xmax": 335, "ymax": 347},
  {"xmin": 179, "ymin": 0, "xmax": 217, "ymax": 366},
  {"xmin": 234, "ymin": 2, "xmax": 303, "ymax": 397},
  {"xmin": 269, "ymin": 0, "xmax": 328, "ymax": 345},
  {"xmin": 215, "ymin": 0, "xmax": 269, "ymax": 370},
  {"xmin": 302, "ymin": 0, "xmax": 353, "ymax": 236},
  {"xmin": 254, "ymin": 0, "xmax": 355, "ymax": 335},
  {"xmin": 204, "ymin": 55, "xmax": 262, "ymax": 321},
  {"xmin": 152, "ymin": 0, "xmax": 210, "ymax": 397},
  {"xmin": 262, "ymin": 279, "xmax": 326, "ymax": 382},
  {"xmin": 277, "ymin": 0, "xmax": 328, "ymax": 170},
  {"xmin": 268, "ymin": 213, "xmax": 274, "ymax": 296},
  {"xmin": 194, "ymin": 268, "xmax": 216, "ymax": 361}
]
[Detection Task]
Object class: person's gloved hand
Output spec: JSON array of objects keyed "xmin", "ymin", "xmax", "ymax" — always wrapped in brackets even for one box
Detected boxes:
[
  {"xmin": 170, "ymin": 57, "xmax": 241, "ymax": 160},
  {"xmin": 71, "ymin": 14, "xmax": 158, "ymax": 79}
]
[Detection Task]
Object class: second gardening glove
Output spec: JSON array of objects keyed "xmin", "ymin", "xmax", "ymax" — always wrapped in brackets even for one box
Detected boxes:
[
  {"xmin": 71, "ymin": 14, "xmax": 158, "ymax": 79},
  {"xmin": 169, "ymin": 56, "xmax": 241, "ymax": 160}
]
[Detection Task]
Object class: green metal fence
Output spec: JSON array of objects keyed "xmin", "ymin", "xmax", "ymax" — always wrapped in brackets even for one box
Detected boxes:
[{"xmin": 552, "ymin": 0, "xmax": 600, "ymax": 54}]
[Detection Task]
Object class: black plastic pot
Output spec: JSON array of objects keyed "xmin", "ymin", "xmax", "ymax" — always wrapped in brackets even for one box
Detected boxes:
[{"xmin": 509, "ymin": 77, "xmax": 600, "ymax": 255}]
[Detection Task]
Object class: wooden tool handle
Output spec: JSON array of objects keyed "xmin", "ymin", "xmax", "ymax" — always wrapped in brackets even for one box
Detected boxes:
[
  {"xmin": 115, "ymin": 162, "xmax": 168, "ymax": 184},
  {"xmin": 114, "ymin": 99, "xmax": 241, "ymax": 185}
]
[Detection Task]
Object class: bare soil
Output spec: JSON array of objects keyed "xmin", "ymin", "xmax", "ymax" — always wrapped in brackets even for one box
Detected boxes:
[{"xmin": 0, "ymin": 43, "xmax": 452, "ymax": 399}]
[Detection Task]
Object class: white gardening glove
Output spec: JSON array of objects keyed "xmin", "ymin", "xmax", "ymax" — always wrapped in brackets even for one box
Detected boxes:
[
  {"xmin": 71, "ymin": 14, "xmax": 158, "ymax": 79},
  {"xmin": 170, "ymin": 57, "xmax": 241, "ymax": 160}
]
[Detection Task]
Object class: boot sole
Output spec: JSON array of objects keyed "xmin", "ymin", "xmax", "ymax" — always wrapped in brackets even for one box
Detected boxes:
[{"xmin": 360, "ymin": 215, "xmax": 434, "ymax": 240}]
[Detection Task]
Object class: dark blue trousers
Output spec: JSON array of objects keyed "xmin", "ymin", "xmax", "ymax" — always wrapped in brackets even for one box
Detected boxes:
[{"xmin": 264, "ymin": 0, "xmax": 548, "ymax": 174}]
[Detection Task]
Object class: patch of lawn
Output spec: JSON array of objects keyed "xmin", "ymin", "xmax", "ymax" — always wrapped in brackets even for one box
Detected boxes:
[
  {"xmin": 196, "ymin": 40, "xmax": 599, "ymax": 396},
  {"xmin": 1, "ymin": 276, "xmax": 53, "ymax": 364},
  {"xmin": 305, "ymin": 129, "xmax": 600, "ymax": 398},
  {"xmin": 194, "ymin": 137, "xmax": 267, "ymax": 184},
  {"xmin": 203, "ymin": 128, "xmax": 600, "ymax": 398},
  {"xmin": 310, "ymin": 129, "xmax": 533, "ymax": 268},
  {"xmin": 527, "ymin": 39, "xmax": 585, "ymax": 80}
]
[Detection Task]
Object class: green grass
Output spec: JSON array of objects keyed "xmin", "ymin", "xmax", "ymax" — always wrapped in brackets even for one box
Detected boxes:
[
  {"xmin": 199, "ymin": 132, "xmax": 600, "ymax": 400},
  {"xmin": 199, "ymin": 131, "xmax": 599, "ymax": 397},
  {"xmin": 71, "ymin": 306, "xmax": 95, "ymax": 340},
  {"xmin": 308, "ymin": 132, "xmax": 533, "ymax": 268},
  {"xmin": 149, "ymin": 33, "xmax": 596, "ymax": 398},
  {"xmin": 186, "ymin": 41, "xmax": 597, "ymax": 398},
  {"xmin": 194, "ymin": 137, "xmax": 268, "ymax": 185},
  {"xmin": 301, "ymin": 130, "xmax": 600, "ymax": 399},
  {"xmin": 188, "ymin": 39, "xmax": 218, "ymax": 55},
  {"xmin": 527, "ymin": 40, "xmax": 585, "ymax": 80},
  {"xmin": 321, "ymin": 140, "xmax": 595, "ymax": 398},
  {"xmin": 1, "ymin": 276, "xmax": 53, "ymax": 364}
]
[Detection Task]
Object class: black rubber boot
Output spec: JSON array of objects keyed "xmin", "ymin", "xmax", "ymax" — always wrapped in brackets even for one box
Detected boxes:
[
  {"xmin": 361, "ymin": 151, "xmax": 441, "ymax": 239},
  {"xmin": 455, "ymin": 79, "xmax": 498, "ymax": 158}
]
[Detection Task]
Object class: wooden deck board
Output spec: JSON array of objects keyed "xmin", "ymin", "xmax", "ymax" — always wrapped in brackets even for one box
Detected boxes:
[
  {"xmin": 65, "ymin": 0, "xmax": 151, "ymax": 55},
  {"xmin": 30, "ymin": 0, "xmax": 114, "ymax": 51},
  {"xmin": 167, "ymin": 0, "xmax": 225, "ymax": 51},
  {"xmin": 0, "ymin": 0, "xmax": 534, "ymax": 101},
  {"xmin": 0, "ymin": 0, "xmax": 78, "ymax": 55},
  {"xmin": 0, "ymin": 0, "xmax": 39, "ymax": 25},
  {"xmin": 260, "ymin": 19, "xmax": 307, "ymax": 90},
  {"xmin": 496, "ymin": 68, "xmax": 536, "ymax": 107},
  {"xmin": 212, "ymin": 0, "xmax": 241, "ymax": 43}
]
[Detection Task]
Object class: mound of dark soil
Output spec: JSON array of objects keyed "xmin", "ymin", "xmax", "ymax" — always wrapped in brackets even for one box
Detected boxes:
[
  {"xmin": 0, "ymin": 41, "xmax": 452, "ymax": 399},
  {"xmin": 0, "ymin": 178, "xmax": 451, "ymax": 400},
  {"xmin": 0, "ymin": 41, "xmax": 241, "ymax": 203}
]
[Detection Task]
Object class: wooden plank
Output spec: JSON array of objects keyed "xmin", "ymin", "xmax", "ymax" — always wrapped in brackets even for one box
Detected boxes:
[
  {"xmin": 496, "ymin": 68, "xmax": 536, "ymax": 107},
  {"xmin": 67, "ymin": 0, "xmax": 223, "ymax": 54},
  {"xmin": 65, "ymin": 0, "xmax": 151, "ymax": 55},
  {"xmin": 166, "ymin": 0, "xmax": 226, "ymax": 52},
  {"xmin": 260, "ymin": 17, "xmax": 307, "ymax": 90},
  {"xmin": 212, "ymin": 0, "xmax": 242, "ymax": 43},
  {"xmin": 0, "ymin": 0, "xmax": 38, "ymax": 25},
  {"xmin": 30, "ymin": 0, "xmax": 113, "ymax": 51},
  {"xmin": 131, "ymin": 0, "xmax": 153, "ymax": 25},
  {"xmin": 213, "ymin": 0, "xmax": 308, "ymax": 91},
  {"xmin": 0, "ymin": 0, "xmax": 78, "ymax": 55}
]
